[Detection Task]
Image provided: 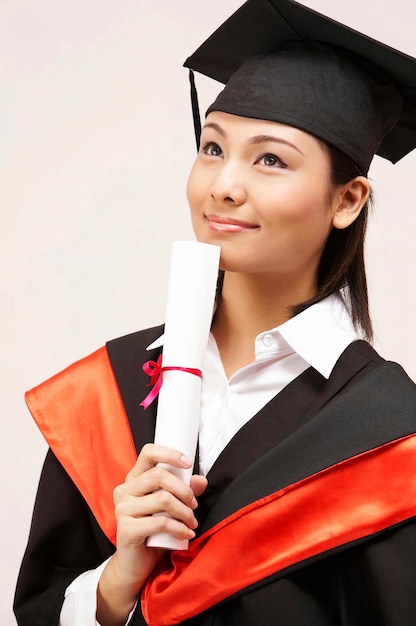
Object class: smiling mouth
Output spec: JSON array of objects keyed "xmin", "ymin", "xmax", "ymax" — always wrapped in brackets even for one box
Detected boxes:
[{"xmin": 206, "ymin": 215, "xmax": 259, "ymax": 232}]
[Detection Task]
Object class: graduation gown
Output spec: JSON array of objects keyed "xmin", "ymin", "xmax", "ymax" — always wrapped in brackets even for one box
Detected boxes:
[{"xmin": 14, "ymin": 325, "xmax": 416, "ymax": 626}]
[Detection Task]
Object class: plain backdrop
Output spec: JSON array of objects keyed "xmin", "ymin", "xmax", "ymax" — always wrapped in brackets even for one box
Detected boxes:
[{"xmin": 2, "ymin": 0, "xmax": 415, "ymax": 622}]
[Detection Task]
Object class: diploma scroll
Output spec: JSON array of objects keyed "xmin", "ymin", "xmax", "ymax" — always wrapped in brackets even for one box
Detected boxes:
[{"xmin": 146, "ymin": 241, "xmax": 220, "ymax": 550}]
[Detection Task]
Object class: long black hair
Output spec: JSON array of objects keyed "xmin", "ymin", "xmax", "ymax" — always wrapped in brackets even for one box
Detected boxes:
[{"xmin": 292, "ymin": 143, "xmax": 373, "ymax": 340}]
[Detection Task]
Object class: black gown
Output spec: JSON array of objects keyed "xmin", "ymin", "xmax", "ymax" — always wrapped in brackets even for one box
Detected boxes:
[{"xmin": 14, "ymin": 326, "xmax": 416, "ymax": 625}]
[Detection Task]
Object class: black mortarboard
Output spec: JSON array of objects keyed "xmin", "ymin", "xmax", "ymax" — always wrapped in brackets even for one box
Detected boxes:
[{"xmin": 184, "ymin": 0, "xmax": 416, "ymax": 173}]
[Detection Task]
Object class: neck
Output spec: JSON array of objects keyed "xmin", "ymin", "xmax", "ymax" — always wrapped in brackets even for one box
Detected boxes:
[{"xmin": 211, "ymin": 271, "xmax": 316, "ymax": 377}]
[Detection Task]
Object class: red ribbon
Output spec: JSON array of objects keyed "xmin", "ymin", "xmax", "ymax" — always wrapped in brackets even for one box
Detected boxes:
[{"xmin": 140, "ymin": 355, "xmax": 202, "ymax": 410}]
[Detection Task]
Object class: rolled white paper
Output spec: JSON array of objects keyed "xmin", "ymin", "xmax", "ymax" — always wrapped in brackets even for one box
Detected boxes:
[{"xmin": 146, "ymin": 240, "xmax": 220, "ymax": 550}]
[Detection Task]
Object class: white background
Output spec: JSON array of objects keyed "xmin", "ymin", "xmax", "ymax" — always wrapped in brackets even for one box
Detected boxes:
[{"xmin": 2, "ymin": 0, "xmax": 415, "ymax": 622}]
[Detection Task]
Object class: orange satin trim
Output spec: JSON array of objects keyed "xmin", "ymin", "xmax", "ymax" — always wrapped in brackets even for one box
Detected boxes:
[
  {"xmin": 142, "ymin": 435, "xmax": 416, "ymax": 626},
  {"xmin": 25, "ymin": 346, "xmax": 137, "ymax": 545}
]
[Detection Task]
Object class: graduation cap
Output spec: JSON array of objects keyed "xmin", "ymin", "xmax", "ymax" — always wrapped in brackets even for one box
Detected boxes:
[{"xmin": 184, "ymin": 0, "xmax": 416, "ymax": 173}]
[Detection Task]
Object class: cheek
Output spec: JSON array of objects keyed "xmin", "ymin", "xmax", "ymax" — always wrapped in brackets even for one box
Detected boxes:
[
  {"xmin": 186, "ymin": 166, "xmax": 207, "ymax": 239},
  {"xmin": 185, "ymin": 164, "xmax": 198, "ymax": 207},
  {"xmin": 262, "ymin": 181, "xmax": 333, "ymax": 254},
  {"xmin": 276, "ymin": 177, "xmax": 331, "ymax": 223},
  {"xmin": 186, "ymin": 161, "xmax": 209, "ymax": 210}
]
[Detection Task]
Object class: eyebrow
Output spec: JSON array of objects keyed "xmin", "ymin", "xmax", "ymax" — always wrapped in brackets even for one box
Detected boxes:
[
  {"xmin": 203, "ymin": 122, "xmax": 227, "ymax": 137},
  {"xmin": 202, "ymin": 123, "xmax": 304, "ymax": 155},
  {"xmin": 248, "ymin": 134, "xmax": 304, "ymax": 156}
]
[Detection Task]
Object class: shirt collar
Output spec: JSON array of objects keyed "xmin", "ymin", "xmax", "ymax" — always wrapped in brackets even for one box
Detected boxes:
[
  {"xmin": 146, "ymin": 335, "xmax": 164, "ymax": 350},
  {"xmin": 275, "ymin": 293, "xmax": 358, "ymax": 378},
  {"xmin": 146, "ymin": 293, "xmax": 358, "ymax": 379}
]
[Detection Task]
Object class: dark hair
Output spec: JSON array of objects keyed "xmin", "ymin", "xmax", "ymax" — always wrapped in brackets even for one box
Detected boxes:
[{"xmin": 292, "ymin": 143, "xmax": 373, "ymax": 340}]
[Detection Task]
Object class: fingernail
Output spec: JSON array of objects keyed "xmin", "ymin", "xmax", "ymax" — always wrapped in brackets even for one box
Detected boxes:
[
  {"xmin": 180, "ymin": 455, "xmax": 193, "ymax": 467},
  {"xmin": 188, "ymin": 529, "xmax": 196, "ymax": 539}
]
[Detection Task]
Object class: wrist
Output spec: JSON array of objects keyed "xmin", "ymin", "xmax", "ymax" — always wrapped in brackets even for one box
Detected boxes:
[{"xmin": 96, "ymin": 556, "xmax": 143, "ymax": 626}]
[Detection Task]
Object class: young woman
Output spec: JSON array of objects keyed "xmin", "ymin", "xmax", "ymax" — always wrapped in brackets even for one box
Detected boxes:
[{"xmin": 14, "ymin": 1, "xmax": 416, "ymax": 625}]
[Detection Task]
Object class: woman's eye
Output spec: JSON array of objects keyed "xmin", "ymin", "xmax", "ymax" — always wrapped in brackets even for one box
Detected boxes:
[
  {"xmin": 258, "ymin": 153, "xmax": 287, "ymax": 168},
  {"xmin": 201, "ymin": 142, "xmax": 223, "ymax": 157}
]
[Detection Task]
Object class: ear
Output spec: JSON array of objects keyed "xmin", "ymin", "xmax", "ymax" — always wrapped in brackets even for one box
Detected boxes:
[{"xmin": 331, "ymin": 176, "xmax": 371, "ymax": 230}]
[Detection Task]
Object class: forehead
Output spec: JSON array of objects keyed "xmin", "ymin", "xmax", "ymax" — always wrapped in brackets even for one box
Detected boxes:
[{"xmin": 204, "ymin": 111, "xmax": 327, "ymax": 153}]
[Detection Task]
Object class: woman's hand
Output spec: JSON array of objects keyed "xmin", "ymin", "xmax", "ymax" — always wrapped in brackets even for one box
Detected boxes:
[{"xmin": 97, "ymin": 443, "xmax": 207, "ymax": 626}]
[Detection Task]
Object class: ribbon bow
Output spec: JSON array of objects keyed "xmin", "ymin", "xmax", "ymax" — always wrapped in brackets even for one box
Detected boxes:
[{"xmin": 140, "ymin": 355, "xmax": 202, "ymax": 410}]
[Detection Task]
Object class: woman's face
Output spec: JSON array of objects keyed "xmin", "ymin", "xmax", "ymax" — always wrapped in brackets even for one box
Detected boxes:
[{"xmin": 187, "ymin": 111, "xmax": 340, "ymax": 287}]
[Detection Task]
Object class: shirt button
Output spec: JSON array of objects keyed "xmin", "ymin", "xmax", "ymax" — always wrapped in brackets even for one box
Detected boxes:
[{"xmin": 263, "ymin": 334, "xmax": 274, "ymax": 348}]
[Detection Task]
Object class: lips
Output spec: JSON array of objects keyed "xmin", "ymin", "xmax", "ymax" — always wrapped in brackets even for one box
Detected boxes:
[{"xmin": 206, "ymin": 214, "xmax": 259, "ymax": 232}]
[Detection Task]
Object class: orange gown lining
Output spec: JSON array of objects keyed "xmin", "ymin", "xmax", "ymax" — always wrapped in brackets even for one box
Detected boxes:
[{"xmin": 25, "ymin": 346, "xmax": 137, "ymax": 545}]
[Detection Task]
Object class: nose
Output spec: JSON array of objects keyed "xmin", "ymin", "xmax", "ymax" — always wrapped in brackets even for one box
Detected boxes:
[{"xmin": 210, "ymin": 160, "xmax": 247, "ymax": 206}]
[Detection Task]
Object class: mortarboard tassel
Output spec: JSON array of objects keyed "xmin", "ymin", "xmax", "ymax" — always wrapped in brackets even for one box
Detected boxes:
[{"xmin": 189, "ymin": 69, "xmax": 202, "ymax": 151}]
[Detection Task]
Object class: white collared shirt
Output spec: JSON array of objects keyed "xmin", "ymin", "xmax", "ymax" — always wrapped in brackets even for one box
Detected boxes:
[
  {"xmin": 147, "ymin": 292, "xmax": 357, "ymax": 475},
  {"xmin": 199, "ymin": 293, "xmax": 357, "ymax": 474},
  {"xmin": 60, "ymin": 292, "xmax": 357, "ymax": 625}
]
